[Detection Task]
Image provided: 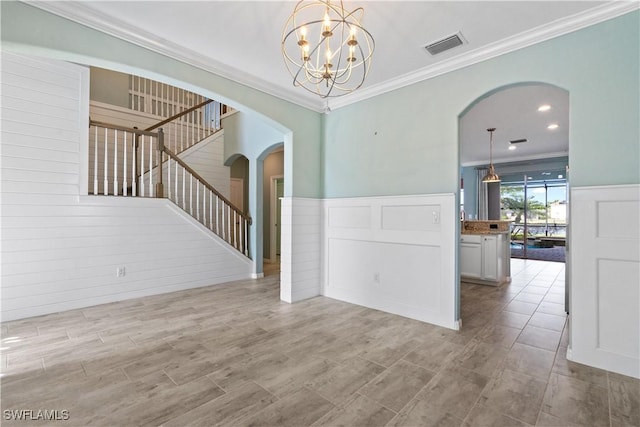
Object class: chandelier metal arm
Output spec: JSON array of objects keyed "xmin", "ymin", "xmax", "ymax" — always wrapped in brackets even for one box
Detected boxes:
[{"xmin": 281, "ymin": 0, "xmax": 375, "ymax": 98}]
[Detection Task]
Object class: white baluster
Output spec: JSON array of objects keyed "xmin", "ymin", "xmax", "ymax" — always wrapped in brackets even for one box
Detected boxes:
[
  {"xmin": 123, "ymin": 132, "xmax": 128, "ymax": 196},
  {"xmin": 222, "ymin": 203, "xmax": 226, "ymax": 240},
  {"xmin": 189, "ymin": 174, "xmax": 193, "ymax": 215},
  {"xmin": 132, "ymin": 133, "xmax": 137, "ymax": 197},
  {"xmin": 174, "ymin": 105, "xmax": 178, "ymax": 153},
  {"xmin": 244, "ymin": 220, "xmax": 249, "ymax": 256},
  {"xmin": 140, "ymin": 135, "xmax": 145, "ymax": 197},
  {"xmin": 113, "ymin": 129, "xmax": 118, "ymax": 196},
  {"xmin": 196, "ymin": 181, "xmax": 200, "ymax": 221},
  {"xmin": 209, "ymin": 192, "xmax": 213, "ymax": 230},
  {"xmin": 233, "ymin": 210, "xmax": 237, "ymax": 249},
  {"xmin": 227, "ymin": 205, "xmax": 232, "ymax": 244},
  {"xmin": 93, "ymin": 126, "xmax": 98, "ymax": 195},
  {"xmin": 216, "ymin": 196, "xmax": 220, "ymax": 235},
  {"xmin": 104, "ymin": 127, "xmax": 108, "ymax": 195},
  {"xmin": 181, "ymin": 166, "xmax": 186, "ymax": 210},
  {"xmin": 191, "ymin": 108, "xmax": 195, "ymax": 148},
  {"xmin": 180, "ymin": 89, "xmax": 185, "ymax": 152},
  {"xmin": 175, "ymin": 159, "xmax": 179, "ymax": 206},
  {"xmin": 148, "ymin": 136, "xmax": 153, "ymax": 197},
  {"xmin": 167, "ymin": 156, "xmax": 171, "ymax": 200}
]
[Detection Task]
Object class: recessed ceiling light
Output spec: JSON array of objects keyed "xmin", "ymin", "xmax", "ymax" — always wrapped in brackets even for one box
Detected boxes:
[
  {"xmin": 538, "ymin": 104, "xmax": 551, "ymax": 112},
  {"xmin": 508, "ymin": 145, "xmax": 517, "ymax": 150},
  {"xmin": 547, "ymin": 123, "xmax": 559, "ymax": 130}
]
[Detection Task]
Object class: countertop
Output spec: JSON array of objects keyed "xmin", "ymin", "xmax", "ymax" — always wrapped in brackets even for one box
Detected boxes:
[{"xmin": 461, "ymin": 230, "xmax": 509, "ymax": 235}]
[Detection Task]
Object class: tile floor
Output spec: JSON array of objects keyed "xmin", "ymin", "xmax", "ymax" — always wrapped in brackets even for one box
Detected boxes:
[{"xmin": 1, "ymin": 259, "xmax": 638, "ymax": 426}]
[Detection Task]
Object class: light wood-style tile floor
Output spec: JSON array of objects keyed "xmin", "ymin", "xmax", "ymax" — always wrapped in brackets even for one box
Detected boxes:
[{"xmin": 1, "ymin": 259, "xmax": 638, "ymax": 426}]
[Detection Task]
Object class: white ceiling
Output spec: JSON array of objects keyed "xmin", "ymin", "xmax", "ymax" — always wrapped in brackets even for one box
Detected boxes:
[
  {"xmin": 460, "ymin": 84, "xmax": 569, "ymax": 166},
  {"xmin": 28, "ymin": 0, "xmax": 636, "ymax": 163}
]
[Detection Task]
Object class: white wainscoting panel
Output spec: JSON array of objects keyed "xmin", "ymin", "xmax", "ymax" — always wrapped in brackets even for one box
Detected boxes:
[
  {"xmin": 0, "ymin": 52, "xmax": 251, "ymax": 322},
  {"xmin": 323, "ymin": 194, "xmax": 457, "ymax": 329},
  {"xmin": 280, "ymin": 197, "xmax": 322, "ymax": 303},
  {"xmin": 570, "ymin": 184, "xmax": 640, "ymax": 378}
]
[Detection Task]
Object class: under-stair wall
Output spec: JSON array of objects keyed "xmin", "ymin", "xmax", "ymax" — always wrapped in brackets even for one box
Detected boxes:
[{"xmin": 0, "ymin": 52, "xmax": 252, "ymax": 322}]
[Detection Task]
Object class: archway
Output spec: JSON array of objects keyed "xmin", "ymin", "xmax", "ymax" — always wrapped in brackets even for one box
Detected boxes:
[{"xmin": 458, "ymin": 82, "xmax": 570, "ymax": 327}]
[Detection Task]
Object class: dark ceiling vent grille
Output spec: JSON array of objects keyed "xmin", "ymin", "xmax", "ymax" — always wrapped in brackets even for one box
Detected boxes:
[
  {"xmin": 510, "ymin": 138, "xmax": 528, "ymax": 144},
  {"xmin": 424, "ymin": 33, "xmax": 464, "ymax": 55}
]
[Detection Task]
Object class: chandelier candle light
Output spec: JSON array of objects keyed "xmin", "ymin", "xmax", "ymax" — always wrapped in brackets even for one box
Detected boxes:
[
  {"xmin": 482, "ymin": 127, "xmax": 501, "ymax": 183},
  {"xmin": 282, "ymin": 0, "xmax": 375, "ymax": 98}
]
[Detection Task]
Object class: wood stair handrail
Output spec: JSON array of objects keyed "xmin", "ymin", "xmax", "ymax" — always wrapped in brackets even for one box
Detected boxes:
[
  {"xmin": 145, "ymin": 99, "xmax": 215, "ymax": 132},
  {"xmin": 90, "ymin": 120, "xmax": 157, "ymax": 137}
]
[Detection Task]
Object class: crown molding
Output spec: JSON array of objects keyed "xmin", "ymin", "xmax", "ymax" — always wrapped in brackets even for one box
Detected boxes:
[
  {"xmin": 24, "ymin": 1, "xmax": 638, "ymax": 114},
  {"xmin": 22, "ymin": 0, "xmax": 327, "ymax": 113},
  {"xmin": 328, "ymin": 1, "xmax": 640, "ymax": 111}
]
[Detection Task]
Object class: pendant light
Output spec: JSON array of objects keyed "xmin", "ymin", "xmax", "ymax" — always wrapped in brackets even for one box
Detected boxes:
[{"xmin": 482, "ymin": 127, "xmax": 501, "ymax": 182}]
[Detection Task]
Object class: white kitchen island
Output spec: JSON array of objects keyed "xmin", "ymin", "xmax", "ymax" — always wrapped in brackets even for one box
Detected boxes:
[{"xmin": 460, "ymin": 221, "xmax": 511, "ymax": 286}]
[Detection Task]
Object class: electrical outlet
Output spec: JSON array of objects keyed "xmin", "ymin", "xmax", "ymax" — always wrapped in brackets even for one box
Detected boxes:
[
  {"xmin": 116, "ymin": 266, "xmax": 126, "ymax": 277},
  {"xmin": 432, "ymin": 211, "xmax": 440, "ymax": 224},
  {"xmin": 374, "ymin": 272, "xmax": 380, "ymax": 283}
]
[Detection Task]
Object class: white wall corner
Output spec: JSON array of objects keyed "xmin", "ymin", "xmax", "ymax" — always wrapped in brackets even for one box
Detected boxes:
[{"xmin": 279, "ymin": 197, "xmax": 322, "ymax": 304}]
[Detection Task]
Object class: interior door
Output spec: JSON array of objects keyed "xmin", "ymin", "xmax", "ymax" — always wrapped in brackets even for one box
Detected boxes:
[
  {"xmin": 230, "ymin": 178, "xmax": 244, "ymax": 212},
  {"xmin": 230, "ymin": 178, "xmax": 244, "ymax": 246}
]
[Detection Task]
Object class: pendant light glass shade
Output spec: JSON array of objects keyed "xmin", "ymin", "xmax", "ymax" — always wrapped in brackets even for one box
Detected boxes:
[{"xmin": 482, "ymin": 127, "xmax": 501, "ymax": 183}]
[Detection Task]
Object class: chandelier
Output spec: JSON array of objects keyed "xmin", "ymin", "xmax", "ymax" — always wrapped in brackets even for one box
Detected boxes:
[
  {"xmin": 281, "ymin": 0, "xmax": 375, "ymax": 98},
  {"xmin": 482, "ymin": 127, "xmax": 501, "ymax": 183}
]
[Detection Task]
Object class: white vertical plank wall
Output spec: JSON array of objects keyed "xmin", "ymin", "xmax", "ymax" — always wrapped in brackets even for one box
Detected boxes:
[
  {"xmin": 280, "ymin": 197, "xmax": 322, "ymax": 303},
  {"xmin": 0, "ymin": 52, "xmax": 251, "ymax": 322}
]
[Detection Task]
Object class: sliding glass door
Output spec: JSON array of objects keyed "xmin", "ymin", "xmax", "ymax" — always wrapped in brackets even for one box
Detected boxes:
[{"xmin": 501, "ymin": 176, "xmax": 567, "ymax": 262}]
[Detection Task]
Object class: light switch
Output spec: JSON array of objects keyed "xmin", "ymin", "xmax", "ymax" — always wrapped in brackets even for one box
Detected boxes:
[{"xmin": 432, "ymin": 211, "xmax": 440, "ymax": 224}]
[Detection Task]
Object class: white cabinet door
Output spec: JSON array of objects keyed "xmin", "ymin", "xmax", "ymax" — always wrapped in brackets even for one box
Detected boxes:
[
  {"xmin": 460, "ymin": 243, "xmax": 482, "ymax": 279},
  {"xmin": 481, "ymin": 236, "xmax": 498, "ymax": 281}
]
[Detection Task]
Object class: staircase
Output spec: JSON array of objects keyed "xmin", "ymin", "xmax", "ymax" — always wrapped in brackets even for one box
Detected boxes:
[{"xmin": 88, "ymin": 78, "xmax": 251, "ymax": 257}]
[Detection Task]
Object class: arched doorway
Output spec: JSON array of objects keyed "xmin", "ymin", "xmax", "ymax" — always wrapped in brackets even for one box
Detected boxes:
[
  {"xmin": 460, "ymin": 83, "xmax": 569, "ymax": 259},
  {"xmin": 458, "ymin": 82, "xmax": 571, "ymax": 326}
]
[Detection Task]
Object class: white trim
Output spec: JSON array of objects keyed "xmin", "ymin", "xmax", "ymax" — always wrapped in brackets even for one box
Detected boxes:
[
  {"xmin": 270, "ymin": 175, "xmax": 284, "ymax": 264},
  {"xmin": 23, "ymin": 0, "xmax": 320, "ymax": 113},
  {"xmin": 24, "ymin": 1, "xmax": 638, "ymax": 113},
  {"xmin": 328, "ymin": 2, "xmax": 639, "ymax": 110},
  {"xmin": 251, "ymin": 273, "xmax": 265, "ymax": 279}
]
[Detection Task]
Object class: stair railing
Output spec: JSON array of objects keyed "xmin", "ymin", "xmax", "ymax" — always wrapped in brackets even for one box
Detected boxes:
[
  {"xmin": 144, "ymin": 99, "xmax": 224, "ymax": 155},
  {"xmin": 163, "ymin": 147, "xmax": 251, "ymax": 257},
  {"xmin": 88, "ymin": 120, "xmax": 250, "ymax": 257}
]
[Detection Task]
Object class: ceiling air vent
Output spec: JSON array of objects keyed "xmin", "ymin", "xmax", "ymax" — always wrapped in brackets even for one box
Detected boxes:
[
  {"xmin": 424, "ymin": 32, "xmax": 465, "ymax": 55},
  {"xmin": 510, "ymin": 138, "xmax": 528, "ymax": 144}
]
